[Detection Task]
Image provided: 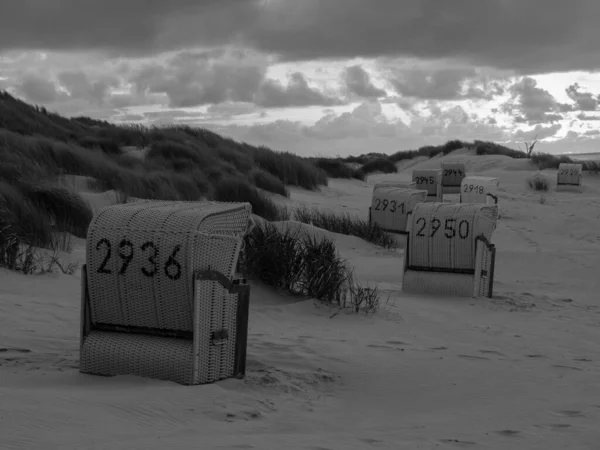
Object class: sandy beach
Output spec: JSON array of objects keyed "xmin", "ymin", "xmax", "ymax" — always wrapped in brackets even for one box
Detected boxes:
[{"xmin": 2, "ymin": 149, "xmax": 600, "ymax": 450}]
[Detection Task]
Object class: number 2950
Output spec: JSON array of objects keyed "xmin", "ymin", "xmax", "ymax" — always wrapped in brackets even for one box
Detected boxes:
[{"xmin": 414, "ymin": 217, "xmax": 470, "ymax": 239}]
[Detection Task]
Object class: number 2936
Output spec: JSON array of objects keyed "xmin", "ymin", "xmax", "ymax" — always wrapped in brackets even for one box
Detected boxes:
[{"xmin": 95, "ymin": 238, "xmax": 183, "ymax": 280}]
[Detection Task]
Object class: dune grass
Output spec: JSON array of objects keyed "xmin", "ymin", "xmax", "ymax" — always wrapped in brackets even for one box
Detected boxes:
[
  {"xmin": 0, "ymin": 91, "xmax": 330, "ymax": 274},
  {"xmin": 583, "ymin": 160, "xmax": 600, "ymax": 174},
  {"xmin": 292, "ymin": 205, "xmax": 397, "ymax": 249},
  {"xmin": 310, "ymin": 157, "xmax": 364, "ymax": 180},
  {"xmin": 527, "ymin": 173, "xmax": 550, "ymax": 191},
  {"xmin": 241, "ymin": 221, "xmax": 380, "ymax": 312},
  {"xmin": 0, "ymin": 178, "xmax": 92, "ymax": 272},
  {"xmin": 250, "ymin": 169, "xmax": 289, "ymax": 197},
  {"xmin": 343, "ymin": 139, "xmax": 599, "ymax": 175},
  {"xmin": 213, "ymin": 177, "xmax": 289, "ymax": 221}
]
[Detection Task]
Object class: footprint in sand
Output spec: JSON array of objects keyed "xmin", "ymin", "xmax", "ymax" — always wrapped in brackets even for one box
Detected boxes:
[
  {"xmin": 457, "ymin": 354, "xmax": 490, "ymax": 361},
  {"xmin": 358, "ymin": 437, "xmax": 384, "ymax": 445},
  {"xmin": 223, "ymin": 410, "xmax": 263, "ymax": 422},
  {"xmin": 367, "ymin": 344, "xmax": 394, "ymax": 350},
  {"xmin": 365, "ymin": 342, "xmax": 409, "ymax": 352},
  {"xmin": 525, "ymin": 354, "xmax": 548, "ymax": 359},
  {"xmin": 494, "ymin": 429, "xmax": 522, "ymax": 437},
  {"xmin": 386, "ymin": 340, "xmax": 409, "ymax": 346},
  {"xmin": 439, "ymin": 438, "xmax": 477, "ymax": 447},
  {"xmin": 478, "ymin": 350, "xmax": 506, "ymax": 357},
  {"xmin": 534, "ymin": 423, "xmax": 572, "ymax": 431},
  {"xmin": 553, "ymin": 364, "xmax": 582, "ymax": 371},
  {"xmin": 554, "ymin": 410, "xmax": 586, "ymax": 418}
]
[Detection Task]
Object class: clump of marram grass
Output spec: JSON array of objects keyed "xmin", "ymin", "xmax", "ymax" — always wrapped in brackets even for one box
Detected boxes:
[
  {"xmin": 335, "ymin": 268, "xmax": 387, "ymax": 315},
  {"xmin": 583, "ymin": 160, "xmax": 600, "ymax": 174},
  {"xmin": 251, "ymin": 168, "xmax": 289, "ymax": 197},
  {"xmin": 241, "ymin": 221, "xmax": 382, "ymax": 313},
  {"xmin": 354, "ymin": 158, "xmax": 397, "ymax": 179},
  {"xmin": 526, "ymin": 173, "xmax": 549, "ymax": 192},
  {"xmin": 0, "ymin": 179, "xmax": 91, "ymax": 273},
  {"xmin": 213, "ymin": 177, "xmax": 290, "ymax": 221},
  {"xmin": 292, "ymin": 205, "xmax": 397, "ymax": 248},
  {"xmin": 18, "ymin": 181, "xmax": 93, "ymax": 239},
  {"xmin": 241, "ymin": 221, "xmax": 306, "ymax": 292},
  {"xmin": 302, "ymin": 233, "xmax": 349, "ymax": 303},
  {"xmin": 311, "ymin": 157, "xmax": 363, "ymax": 180}
]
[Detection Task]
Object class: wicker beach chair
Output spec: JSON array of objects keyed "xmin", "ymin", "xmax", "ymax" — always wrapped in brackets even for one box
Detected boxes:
[
  {"xmin": 412, "ymin": 169, "xmax": 443, "ymax": 202},
  {"xmin": 402, "ymin": 202, "xmax": 498, "ymax": 298},
  {"xmin": 80, "ymin": 200, "xmax": 253, "ymax": 385},
  {"xmin": 441, "ymin": 161, "xmax": 467, "ymax": 195},
  {"xmin": 460, "ymin": 176, "xmax": 500, "ymax": 205},
  {"xmin": 369, "ymin": 187, "xmax": 427, "ymax": 234},
  {"xmin": 556, "ymin": 163, "xmax": 583, "ymax": 192}
]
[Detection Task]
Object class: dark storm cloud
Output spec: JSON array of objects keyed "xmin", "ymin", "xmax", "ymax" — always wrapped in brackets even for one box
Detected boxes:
[
  {"xmin": 130, "ymin": 49, "xmax": 267, "ymax": 107},
  {"xmin": 130, "ymin": 51, "xmax": 341, "ymax": 108},
  {"xmin": 57, "ymin": 71, "xmax": 120, "ymax": 105},
  {"xmin": 17, "ymin": 74, "xmax": 64, "ymax": 104},
  {"xmin": 2, "ymin": 1, "xmax": 600, "ymax": 73},
  {"xmin": 388, "ymin": 67, "xmax": 495, "ymax": 100},
  {"xmin": 566, "ymin": 83, "xmax": 599, "ymax": 111},
  {"xmin": 245, "ymin": 0, "xmax": 600, "ymax": 73},
  {"xmin": 0, "ymin": 1, "xmax": 257, "ymax": 56},
  {"xmin": 256, "ymin": 72, "xmax": 342, "ymax": 108},
  {"xmin": 343, "ymin": 65, "xmax": 387, "ymax": 99},
  {"xmin": 503, "ymin": 77, "xmax": 571, "ymax": 124}
]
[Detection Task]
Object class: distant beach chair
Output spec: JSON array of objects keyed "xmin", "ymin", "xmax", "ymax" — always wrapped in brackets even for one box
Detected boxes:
[
  {"xmin": 369, "ymin": 187, "xmax": 427, "ymax": 235},
  {"xmin": 556, "ymin": 163, "xmax": 583, "ymax": 192},
  {"xmin": 440, "ymin": 161, "xmax": 467, "ymax": 195},
  {"xmin": 412, "ymin": 169, "xmax": 443, "ymax": 202},
  {"xmin": 460, "ymin": 176, "xmax": 500, "ymax": 205},
  {"xmin": 80, "ymin": 200, "xmax": 253, "ymax": 385}
]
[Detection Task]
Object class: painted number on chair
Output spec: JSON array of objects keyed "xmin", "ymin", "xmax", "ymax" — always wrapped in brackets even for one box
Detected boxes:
[
  {"xmin": 414, "ymin": 176, "xmax": 435, "ymax": 184},
  {"xmin": 414, "ymin": 217, "xmax": 470, "ymax": 239},
  {"xmin": 443, "ymin": 169, "xmax": 464, "ymax": 176},
  {"xmin": 95, "ymin": 238, "xmax": 182, "ymax": 280},
  {"xmin": 374, "ymin": 199, "xmax": 405, "ymax": 213},
  {"xmin": 463, "ymin": 184, "xmax": 484, "ymax": 194}
]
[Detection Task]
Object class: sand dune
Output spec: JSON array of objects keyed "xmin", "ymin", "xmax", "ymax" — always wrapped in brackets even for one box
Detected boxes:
[{"xmin": 2, "ymin": 152, "xmax": 600, "ymax": 449}]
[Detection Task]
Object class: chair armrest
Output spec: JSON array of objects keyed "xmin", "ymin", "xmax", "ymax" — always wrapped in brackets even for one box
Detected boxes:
[{"xmin": 195, "ymin": 269, "xmax": 250, "ymax": 294}]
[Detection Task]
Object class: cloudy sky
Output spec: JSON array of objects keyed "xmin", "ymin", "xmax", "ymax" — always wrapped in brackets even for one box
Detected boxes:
[{"xmin": 1, "ymin": 0, "xmax": 600, "ymax": 157}]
